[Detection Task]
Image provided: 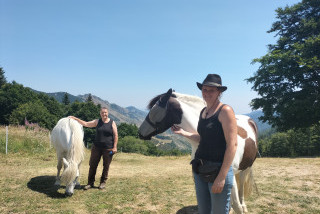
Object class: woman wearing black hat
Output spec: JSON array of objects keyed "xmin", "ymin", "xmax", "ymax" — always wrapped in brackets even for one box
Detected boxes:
[{"xmin": 171, "ymin": 74, "xmax": 237, "ymax": 214}]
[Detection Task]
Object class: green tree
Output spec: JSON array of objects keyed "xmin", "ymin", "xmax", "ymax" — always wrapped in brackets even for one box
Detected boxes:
[
  {"xmin": 117, "ymin": 123, "xmax": 139, "ymax": 139},
  {"xmin": 9, "ymin": 100, "xmax": 56, "ymax": 129},
  {"xmin": 0, "ymin": 82, "xmax": 38, "ymax": 125},
  {"xmin": 118, "ymin": 136, "xmax": 149, "ymax": 155},
  {"xmin": 247, "ymin": 0, "xmax": 320, "ymax": 131},
  {"xmin": 86, "ymin": 93, "xmax": 93, "ymax": 102},
  {"xmin": 62, "ymin": 92, "xmax": 70, "ymax": 105},
  {"xmin": 37, "ymin": 92, "xmax": 64, "ymax": 119},
  {"xmin": 0, "ymin": 67, "xmax": 7, "ymax": 88},
  {"xmin": 67, "ymin": 101, "xmax": 100, "ymax": 146}
]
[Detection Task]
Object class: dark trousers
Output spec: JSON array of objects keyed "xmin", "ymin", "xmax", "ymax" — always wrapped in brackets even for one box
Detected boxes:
[{"xmin": 87, "ymin": 144, "xmax": 113, "ymax": 185}]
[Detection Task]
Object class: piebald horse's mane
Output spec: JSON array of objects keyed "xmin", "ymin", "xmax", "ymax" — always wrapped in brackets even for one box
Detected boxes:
[
  {"xmin": 147, "ymin": 91, "xmax": 204, "ymax": 110},
  {"xmin": 147, "ymin": 93, "xmax": 177, "ymax": 109}
]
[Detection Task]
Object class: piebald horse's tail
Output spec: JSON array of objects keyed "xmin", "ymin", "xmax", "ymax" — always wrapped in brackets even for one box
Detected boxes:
[
  {"xmin": 235, "ymin": 118, "xmax": 259, "ymax": 198},
  {"xmin": 236, "ymin": 167, "xmax": 258, "ymax": 198},
  {"xmin": 240, "ymin": 118, "xmax": 259, "ymax": 197}
]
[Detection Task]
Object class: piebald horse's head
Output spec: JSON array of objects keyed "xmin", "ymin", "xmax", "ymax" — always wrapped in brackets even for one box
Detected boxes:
[{"xmin": 138, "ymin": 89, "xmax": 183, "ymax": 140}]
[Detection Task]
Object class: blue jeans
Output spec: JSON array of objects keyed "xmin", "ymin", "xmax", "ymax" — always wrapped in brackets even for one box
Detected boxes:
[{"xmin": 193, "ymin": 166, "xmax": 234, "ymax": 214}]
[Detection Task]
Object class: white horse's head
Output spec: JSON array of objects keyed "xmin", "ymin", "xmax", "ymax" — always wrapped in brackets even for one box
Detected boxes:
[
  {"xmin": 138, "ymin": 89, "xmax": 183, "ymax": 140},
  {"xmin": 61, "ymin": 158, "xmax": 79, "ymax": 197}
]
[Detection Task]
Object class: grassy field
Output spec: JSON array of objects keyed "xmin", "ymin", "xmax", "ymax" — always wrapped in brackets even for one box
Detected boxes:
[{"xmin": 0, "ymin": 126, "xmax": 320, "ymax": 213}]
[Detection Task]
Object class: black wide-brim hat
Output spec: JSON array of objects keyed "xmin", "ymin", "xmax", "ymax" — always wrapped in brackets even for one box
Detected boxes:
[{"xmin": 197, "ymin": 74, "xmax": 227, "ymax": 92}]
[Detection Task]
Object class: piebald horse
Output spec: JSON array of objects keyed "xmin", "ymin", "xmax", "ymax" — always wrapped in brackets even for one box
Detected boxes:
[
  {"xmin": 138, "ymin": 89, "xmax": 258, "ymax": 214},
  {"xmin": 51, "ymin": 118, "xmax": 85, "ymax": 196}
]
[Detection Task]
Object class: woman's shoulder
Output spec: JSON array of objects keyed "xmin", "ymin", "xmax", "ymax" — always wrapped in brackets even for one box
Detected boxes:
[
  {"xmin": 219, "ymin": 104, "xmax": 235, "ymax": 121},
  {"xmin": 221, "ymin": 104, "xmax": 233, "ymax": 112}
]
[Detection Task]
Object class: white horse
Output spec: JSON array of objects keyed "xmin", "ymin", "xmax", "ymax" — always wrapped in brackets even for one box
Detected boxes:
[
  {"xmin": 51, "ymin": 118, "xmax": 85, "ymax": 196},
  {"xmin": 138, "ymin": 89, "xmax": 258, "ymax": 214}
]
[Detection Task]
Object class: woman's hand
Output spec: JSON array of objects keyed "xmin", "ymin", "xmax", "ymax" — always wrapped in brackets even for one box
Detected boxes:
[
  {"xmin": 112, "ymin": 147, "xmax": 118, "ymax": 154},
  {"xmin": 171, "ymin": 125, "xmax": 201, "ymax": 142},
  {"xmin": 171, "ymin": 125, "xmax": 183, "ymax": 135},
  {"xmin": 211, "ymin": 176, "xmax": 225, "ymax": 193}
]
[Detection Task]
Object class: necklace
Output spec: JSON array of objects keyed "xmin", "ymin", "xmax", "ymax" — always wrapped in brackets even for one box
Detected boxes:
[{"xmin": 205, "ymin": 102, "xmax": 219, "ymax": 118}]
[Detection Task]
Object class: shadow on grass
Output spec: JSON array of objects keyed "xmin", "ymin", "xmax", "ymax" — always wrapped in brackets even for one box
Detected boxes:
[
  {"xmin": 176, "ymin": 205, "xmax": 198, "ymax": 214},
  {"xmin": 27, "ymin": 175, "xmax": 65, "ymax": 198}
]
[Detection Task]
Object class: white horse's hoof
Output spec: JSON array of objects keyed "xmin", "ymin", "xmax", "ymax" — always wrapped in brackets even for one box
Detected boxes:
[{"xmin": 54, "ymin": 180, "xmax": 61, "ymax": 187}]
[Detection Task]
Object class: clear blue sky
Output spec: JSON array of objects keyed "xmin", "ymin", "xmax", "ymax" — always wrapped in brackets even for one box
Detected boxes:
[{"xmin": 1, "ymin": 0, "xmax": 300, "ymax": 114}]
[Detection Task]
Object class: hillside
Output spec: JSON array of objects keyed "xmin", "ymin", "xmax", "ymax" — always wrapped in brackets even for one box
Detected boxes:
[
  {"xmin": 46, "ymin": 92, "xmax": 148, "ymax": 126},
  {"xmin": 245, "ymin": 110, "xmax": 272, "ymax": 133}
]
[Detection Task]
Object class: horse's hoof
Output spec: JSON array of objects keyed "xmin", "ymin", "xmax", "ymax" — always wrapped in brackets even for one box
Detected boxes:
[
  {"xmin": 65, "ymin": 192, "xmax": 73, "ymax": 197},
  {"xmin": 243, "ymin": 206, "xmax": 248, "ymax": 213}
]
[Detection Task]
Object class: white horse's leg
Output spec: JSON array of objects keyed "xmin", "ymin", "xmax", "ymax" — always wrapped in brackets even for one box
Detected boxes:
[
  {"xmin": 75, "ymin": 162, "xmax": 81, "ymax": 189},
  {"xmin": 231, "ymin": 174, "xmax": 243, "ymax": 214},
  {"xmin": 55, "ymin": 156, "xmax": 63, "ymax": 186}
]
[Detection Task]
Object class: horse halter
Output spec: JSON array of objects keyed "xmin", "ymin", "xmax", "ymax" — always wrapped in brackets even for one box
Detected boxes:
[{"xmin": 144, "ymin": 100, "xmax": 168, "ymax": 134}]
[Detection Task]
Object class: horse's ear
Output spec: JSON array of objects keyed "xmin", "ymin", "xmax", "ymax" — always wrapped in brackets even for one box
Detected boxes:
[
  {"xmin": 63, "ymin": 158, "xmax": 69, "ymax": 168},
  {"xmin": 159, "ymin": 88, "xmax": 172, "ymax": 107}
]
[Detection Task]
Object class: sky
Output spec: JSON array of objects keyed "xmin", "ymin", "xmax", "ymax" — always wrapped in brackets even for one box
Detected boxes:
[{"xmin": 0, "ymin": 0, "xmax": 301, "ymax": 114}]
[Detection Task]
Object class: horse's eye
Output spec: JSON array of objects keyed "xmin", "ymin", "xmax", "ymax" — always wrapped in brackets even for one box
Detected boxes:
[{"xmin": 149, "ymin": 104, "xmax": 167, "ymax": 122}]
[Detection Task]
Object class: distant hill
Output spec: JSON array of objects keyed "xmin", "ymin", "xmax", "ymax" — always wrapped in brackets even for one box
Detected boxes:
[
  {"xmin": 46, "ymin": 92, "xmax": 148, "ymax": 126},
  {"xmin": 245, "ymin": 110, "xmax": 272, "ymax": 133},
  {"xmin": 46, "ymin": 92, "xmax": 82, "ymax": 103}
]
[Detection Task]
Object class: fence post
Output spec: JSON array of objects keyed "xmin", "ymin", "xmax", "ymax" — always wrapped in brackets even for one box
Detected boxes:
[{"xmin": 6, "ymin": 126, "xmax": 8, "ymax": 154}]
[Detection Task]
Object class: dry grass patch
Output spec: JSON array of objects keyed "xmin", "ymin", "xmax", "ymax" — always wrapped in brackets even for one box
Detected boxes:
[
  {"xmin": 1, "ymin": 152, "xmax": 319, "ymax": 213},
  {"xmin": 245, "ymin": 158, "xmax": 320, "ymax": 214}
]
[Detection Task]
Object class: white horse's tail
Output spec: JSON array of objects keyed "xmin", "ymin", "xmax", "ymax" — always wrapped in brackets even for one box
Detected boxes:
[
  {"xmin": 68, "ymin": 118, "xmax": 85, "ymax": 164},
  {"xmin": 60, "ymin": 118, "xmax": 84, "ymax": 185}
]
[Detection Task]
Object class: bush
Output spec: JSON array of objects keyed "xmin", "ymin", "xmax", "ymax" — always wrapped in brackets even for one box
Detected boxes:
[
  {"xmin": 258, "ymin": 124, "xmax": 320, "ymax": 157},
  {"xmin": 118, "ymin": 136, "xmax": 149, "ymax": 155}
]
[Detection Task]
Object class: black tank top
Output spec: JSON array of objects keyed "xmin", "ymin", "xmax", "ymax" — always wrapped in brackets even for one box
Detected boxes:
[
  {"xmin": 195, "ymin": 105, "xmax": 226, "ymax": 162},
  {"xmin": 94, "ymin": 119, "xmax": 114, "ymax": 149}
]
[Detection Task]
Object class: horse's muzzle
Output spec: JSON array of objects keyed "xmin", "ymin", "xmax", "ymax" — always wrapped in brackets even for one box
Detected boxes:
[
  {"xmin": 138, "ymin": 133, "xmax": 151, "ymax": 140},
  {"xmin": 65, "ymin": 192, "xmax": 73, "ymax": 197}
]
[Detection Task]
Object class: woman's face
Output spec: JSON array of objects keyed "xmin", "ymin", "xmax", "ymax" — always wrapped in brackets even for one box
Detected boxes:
[
  {"xmin": 202, "ymin": 85, "xmax": 220, "ymax": 104},
  {"xmin": 100, "ymin": 109, "xmax": 109, "ymax": 119}
]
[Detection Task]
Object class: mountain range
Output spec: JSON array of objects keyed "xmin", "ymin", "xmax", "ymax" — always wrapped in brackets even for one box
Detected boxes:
[
  {"xmin": 47, "ymin": 92, "xmax": 148, "ymax": 125},
  {"xmin": 47, "ymin": 92, "xmax": 271, "ymax": 152}
]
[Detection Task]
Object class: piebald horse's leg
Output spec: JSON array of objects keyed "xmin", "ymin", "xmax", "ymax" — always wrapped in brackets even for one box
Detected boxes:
[
  {"xmin": 239, "ymin": 170, "xmax": 247, "ymax": 213},
  {"xmin": 231, "ymin": 174, "xmax": 243, "ymax": 214}
]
